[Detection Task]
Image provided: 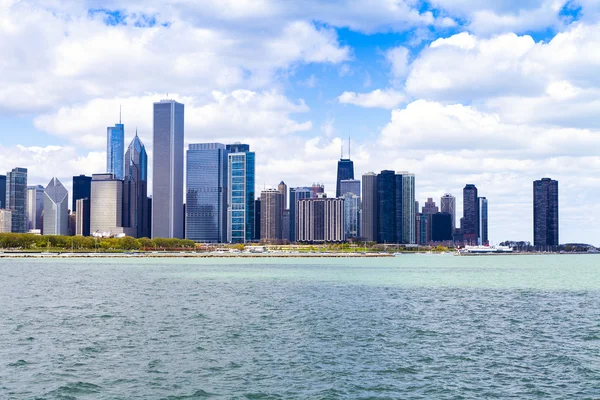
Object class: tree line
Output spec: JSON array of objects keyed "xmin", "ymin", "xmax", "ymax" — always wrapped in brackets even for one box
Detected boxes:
[{"xmin": 0, "ymin": 233, "xmax": 196, "ymax": 251}]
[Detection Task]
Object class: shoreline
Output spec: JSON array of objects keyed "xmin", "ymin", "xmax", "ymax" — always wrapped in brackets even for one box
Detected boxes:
[{"xmin": 0, "ymin": 251, "xmax": 395, "ymax": 258}]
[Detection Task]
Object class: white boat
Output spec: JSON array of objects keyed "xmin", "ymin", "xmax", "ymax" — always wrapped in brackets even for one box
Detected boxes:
[{"xmin": 457, "ymin": 245, "xmax": 513, "ymax": 255}]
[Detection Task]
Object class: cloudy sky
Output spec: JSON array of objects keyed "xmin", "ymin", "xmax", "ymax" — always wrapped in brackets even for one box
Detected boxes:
[{"xmin": 1, "ymin": 0, "xmax": 599, "ymax": 244}]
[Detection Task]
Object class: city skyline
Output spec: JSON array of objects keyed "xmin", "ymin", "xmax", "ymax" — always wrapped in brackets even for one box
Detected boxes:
[{"xmin": 1, "ymin": 1, "xmax": 599, "ymax": 243}]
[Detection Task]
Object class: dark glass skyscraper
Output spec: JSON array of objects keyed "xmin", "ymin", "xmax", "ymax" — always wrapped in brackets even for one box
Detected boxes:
[
  {"xmin": 6, "ymin": 167, "xmax": 27, "ymax": 233},
  {"xmin": 462, "ymin": 184, "xmax": 479, "ymax": 244},
  {"xmin": 361, "ymin": 173, "xmax": 378, "ymax": 242},
  {"xmin": 227, "ymin": 143, "xmax": 255, "ymax": 243},
  {"xmin": 533, "ymin": 178, "xmax": 559, "ymax": 247},
  {"xmin": 186, "ymin": 143, "xmax": 228, "ymax": 243},
  {"xmin": 431, "ymin": 213, "xmax": 453, "ymax": 242},
  {"xmin": 478, "ymin": 197, "xmax": 488, "ymax": 245},
  {"xmin": 0, "ymin": 175, "xmax": 6, "ymax": 209},
  {"xmin": 107, "ymin": 121, "xmax": 125, "ymax": 180},
  {"xmin": 377, "ymin": 170, "xmax": 396, "ymax": 243},
  {"xmin": 153, "ymin": 100, "xmax": 185, "ymax": 239},
  {"xmin": 72, "ymin": 175, "xmax": 92, "ymax": 212},
  {"xmin": 336, "ymin": 159, "xmax": 354, "ymax": 197},
  {"xmin": 124, "ymin": 132, "xmax": 149, "ymax": 238}
]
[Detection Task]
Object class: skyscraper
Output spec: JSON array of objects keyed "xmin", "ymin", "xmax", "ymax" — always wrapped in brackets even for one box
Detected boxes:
[
  {"xmin": 296, "ymin": 197, "xmax": 345, "ymax": 243},
  {"xmin": 186, "ymin": 143, "xmax": 228, "ymax": 243},
  {"xmin": 260, "ymin": 189, "xmax": 282, "ymax": 242},
  {"xmin": 289, "ymin": 187, "xmax": 311, "ymax": 242},
  {"xmin": 75, "ymin": 198, "xmax": 90, "ymax": 236},
  {"xmin": 152, "ymin": 100, "xmax": 184, "ymax": 239},
  {"xmin": 478, "ymin": 197, "xmax": 489, "ymax": 245},
  {"xmin": 310, "ymin": 183, "xmax": 325, "ymax": 198},
  {"xmin": 90, "ymin": 173, "xmax": 126, "ymax": 236},
  {"xmin": 43, "ymin": 177, "xmax": 69, "ymax": 236},
  {"xmin": 0, "ymin": 209, "xmax": 11, "ymax": 233},
  {"xmin": 26, "ymin": 185, "xmax": 44, "ymax": 232},
  {"xmin": 278, "ymin": 181, "xmax": 288, "ymax": 210},
  {"xmin": 462, "ymin": 184, "xmax": 479, "ymax": 244},
  {"xmin": 6, "ymin": 167, "xmax": 27, "ymax": 233},
  {"xmin": 431, "ymin": 213, "xmax": 453, "ymax": 242},
  {"xmin": 227, "ymin": 143, "xmax": 255, "ymax": 243},
  {"xmin": 254, "ymin": 197, "xmax": 261, "ymax": 241},
  {"xmin": 124, "ymin": 131, "xmax": 149, "ymax": 238},
  {"xmin": 342, "ymin": 193, "xmax": 361, "ymax": 239},
  {"xmin": 107, "ymin": 117, "xmax": 125, "ymax": 180},
  {"xmin": 277, "ymin": 181, "xmax": 288, "ymax": 239},
  {"xmin": 401, "ymin": 173, "xmax": 416, "ymax": 244},
  {"xmin": 361, "ymin": 172, "xmax": 378, "ymax": 242},
  {"xmin": 440, "ymin": 194, "xmax": 456, "ymax": 233},
  {"xmin": 339, "ymin": 179, "xmax": 360, "ymax": 197},
  {"xmin": 533, "ymin": 178, "xmax": 559, "ymax": 247},
  {"xmin": 421, "ymin": 198, "xmax": 439, "ymax": 243},
  {"xmin": 72, "ymin": 175, "xmax": 92, "ymax": 212},
  {"xmin": 336, "ymin": 159, "xmax": 354, "ymax": 197},
  {"xmin": 377, "ymin": 170, "xmax": 396, "ymax": 243},
  {"xmin": 0, "ymin": 175, "xmax": 6, "ymax": 209}
]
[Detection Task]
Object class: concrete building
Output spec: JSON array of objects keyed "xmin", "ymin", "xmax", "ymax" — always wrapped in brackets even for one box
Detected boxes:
[
  {"xmin": 75, "ymin": 198, "xmax": 90, "ymax": 236},
  {"xmin": 289, "ymin": 187, "xmax": 311, "ymax": 242},
  {"xmin": 533, "ymin": 178, "xmax": 559, "ymax": 247},
  {"xmin": 260, "ymin": 189, "xmax": 282, "ymax": 242},
  {"xmin": 43, "ymin": 177, "xmax": 69, "ymax": 236},
  {"xmin": 27, "ymin": 185, "xmax": 44, "ymax": 232},
  {"xmin": 421, "ymin": 198, "xmax": 439, "ymax": 243},
  {"xmin": 6, "ymin": 167, "xmax": 27, "ymax": 233},
  {"xmin": 296, "ymin": 197, "xmax": 345, "ymax": 243},
  {"xmin": 361, "ymin": 172, "xmax": 378, "ymax": 242},
  {"xmin": 310, "ymin": 183, "xmax": 325, "ymax": 199},
  {"xmin": 440, "ymin": 194, "xmax": 456, "ymax": 233},
  {"xmin": 90, "ymin": 173, "xmax": 130, "ymax": 236},
  {"xmin": 0, "ymin": 209, "xmax": 12, "ymax": 233},
  {"xmin": 152, "ymin": 99, "xmax": 185, "ymax": 239}
]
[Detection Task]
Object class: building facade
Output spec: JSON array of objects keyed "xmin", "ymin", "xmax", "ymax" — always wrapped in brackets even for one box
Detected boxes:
[
  {"xmin": 6, "ymin": 167, "xmax": 27, "ymax": 233},
  {"xmin": 75, "ymin": 198, "xmax": 90, "ymax": 236},
  {"xmin": 107, "ymin": 121, "xmax": 125, "ymax": 180},
  {"xmin": 421, "ymin": 198, "xmax": 439, "ymax": 243},
  {"xmin": 0, "ymin": 175, "xmax": 6, "ymax": 209},
  {"xmin": 152, "ymin": 100, "xmax": 185, "ymax": 239},
  {"xmin": 260, "ymin": 189, "xmax": 282, "ymax": 242},
  {"xmin": 310, "ymin": 183, "xmax": 325, "ymax": 198},
  {"xmin": 289, "ymin": 187, "xmax": 311, "ymax": 242},
  {"xmin": 339, "ymin": 179, "xmax": 360, "ymax": 197},
  {"xmin": 336, "ymin": 159, "xmax": 355, "ymax": 197},
  {"xmin": 72, "ymin": 175, "xmax": 91, "ymax": 212},
  {"xmin": 278, "ymin": 181, "xmax": 288, "ymax": 210},
  {"xmin": 27, "ymin": 185, "xmax": 44, "ymax": 232},
  {"xmin": 431, "ymin": 213, "xmax": 453, "ymax": 242},
  {"xmin": 401, "ymin": 173, "xmax": 416, "ymax": 244},
  {"xmin": 440, "ymin": 194, "xmax": 456, "ymax": 233},
  {"xmin": 462, "ymin": 184, "xmax": 479, "ymax": 244},
  {"xmin": 124, "ymin": 132, "xmax": 149, "ymax": 238},
  {"xmin": 0, "ymin": 209, "xmax": 11, "ymax": 233},
  {"xmin": 533, "ymin": 178, "xmax": 559, "ymax": 247},
  {"xmin": 377, "ymin": 170, "xmax": 396, "ymax": 243},
  {"xmin": 90, "ymin": 173, "xmax": 124, "ymax": 236},
  {"xmin": 478, "ymin": 197, "xmax": 489, "ymax": 245},
  {"xmin": 343, "ymin": 193, "xmax": 361, "ymax": 239},
  {"xmin": 186, "ymin": 143, "xmax": 228, "ymax": 243},
  {"xmin": 296, "ymin": 197, "xmax": 345, "ymax": 243},
  {"xmin": 43, "ymin": 178, "xmax": 69, "ymax": 236},
  {"xmin": 227, "ymin": 143, "xmax": 255, "ymax": 243},
  {"xmin": 361, "ymin": 172, "xmax": 378, "ymax": 242}
]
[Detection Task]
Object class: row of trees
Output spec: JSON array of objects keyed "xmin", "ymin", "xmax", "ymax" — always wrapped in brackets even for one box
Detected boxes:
[{"xmin": 0, "ymin": 233, "xmax": 196, "ymax": 251}]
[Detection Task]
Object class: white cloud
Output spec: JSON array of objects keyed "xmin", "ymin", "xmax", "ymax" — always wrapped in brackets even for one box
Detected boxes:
[
  {"xmin": 338, "ymin": 88, "xmax": 405, "ymax": 109},
  {"xmin": 386, "ymin": 46, "xmax": 411, "ymax": 81}
]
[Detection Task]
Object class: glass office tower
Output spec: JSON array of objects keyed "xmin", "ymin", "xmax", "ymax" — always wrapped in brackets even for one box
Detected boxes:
[
  {"xmin": 152, "ymin": 100, "xmax": 185, "ymax": 239},
  {"xmin": 26, "ymin": 185, "xmax": 44, "ymax": 231},
  {"xmin": 6, "ymin": 167, "xmax": 27, "ymax": 233},
  {"xmin": 43, "ymin": 177, "xmax": 69, "ymax": 236},
  {"xmin": 533, "ymin": 178, "xmax": 559, "ymax": 247},
  {"xmin": 227, "ymin": 143, "xmax": 255, "ymax": 243},
  {"xmin": 0, "ymin": 174, "xmax": 6, "ymax": 209},
  {"xmin": 107, "ymin": 121, "xmax": 125, "ymax": 180},
  {"xmin": 336, "ymin": 159, "xmax": 354, "ymax": 197},
  {"xmin": 186, "ymin": 143, "xmax": 229, "ymax": 243},
  {"xmin": 123, "ymin": 132, "xmax": 149, "ymax": 238}
]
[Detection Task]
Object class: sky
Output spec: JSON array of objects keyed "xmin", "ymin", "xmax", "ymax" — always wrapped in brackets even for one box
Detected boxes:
[{"xmin": 1, "ymin": 0, "xmax": 600, "ymax": 244}]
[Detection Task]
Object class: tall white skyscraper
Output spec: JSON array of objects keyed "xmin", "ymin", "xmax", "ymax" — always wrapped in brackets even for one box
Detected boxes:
[
  {"xmin": 152, "ymin": 100, "xmax": 184, "ymax": 239},
  {"xmin": 43, "ymin": 177, "xmax": 69, "ymax": 235}
]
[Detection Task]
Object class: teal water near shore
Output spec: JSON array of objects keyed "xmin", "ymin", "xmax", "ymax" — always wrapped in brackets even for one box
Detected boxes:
[{"xmin": 1, "ymin": 255, "xmax": 599, "ymax": 399}]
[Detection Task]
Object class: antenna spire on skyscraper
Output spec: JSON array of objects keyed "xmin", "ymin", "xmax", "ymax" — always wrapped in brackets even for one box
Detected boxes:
[
  {"xmin": 119, "ymin": 105, "xmax": 122, "ymax": 124},
  {"xmin": 349, "ymin": 135, "xmax": 351, "ymax": 159}
]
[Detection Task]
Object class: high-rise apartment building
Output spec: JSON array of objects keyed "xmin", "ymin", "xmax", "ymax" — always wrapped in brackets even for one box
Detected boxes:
[
  {"xmin": 440, "ymin": 194, "xmax": 456, "ymax": 233},
  {"xmin": 278, "ymin": 181, "xmax": 288, "ymax": 210},
  {"xmin": 227, "ymin": 143, "xmax": 255, "ymax": 243},
  {"xmin": 6, "ymin": 167, "xmax": 27, "ymax": 233},
  {"xmin": 260, "ymin": 189, "xmax": 282, "ymax": 242},
  {"xmin": 401, "ymin": 173, "xmax": 416, "ymax": 244},
  {"xmin": 0, "ymin": 209, "xmax": 11, "ymax": 233},
  {"xmin": 123, "ymin": 132, "xmax": 149, "ymax": 238},
  {"xmin": 289, "ymin": 187, "xmax": 311, "ymax": 242},
  {"xmin": 339, "ymin": 179, "xmax": 360, "ymax": 197},
  {"xmin": 533, "ymin": 178, "xmax": 559, "ymax": 247},
  {"xmin": 296, "ymin": 197, "xmax": 345, "ymax": 243},
  {"xmin": 186, "ymin": 143, "xmax": 228, "ymax": 243},
  {"xmin": 43, "ymin": 177, "xmax": 69, "ymax": 236},
  {"xmin": 336, "ymin": 159, "xmax": 354, "ymax": 197},
  {"xmin": 462, "ymin": 184, "xmax": 479, "ymax": 244},
  {"xmin": 310, "ymin": 183, "xmax": 325, "ymax": 199},
  {"xmin": 0, "ymin": 175, "xmax": 6, "ymax": 209},
  {"xmin": 107, "ymin": 118, "xmax": 125, "ymax": 180},
  {"xmin": 478, "ymin": 197, "xmax": 488, "ymax": 245},
  {"xmin": 90, "ymin": 173, "xmax": 125, "ymax": 236},
  {"xmin": 361, "ymin": 172, "xmax": 378, "ymax": 242},
  {"xmin": 27, "ymin": 185, "xmax": 44, "ymax": 232},
  {"xmin": 152, "ymin": 100, "xmax": 184, "ymax": 239},
  {"xmin": 342, "ymin": 193, "xmax": 361, "ymax": 239}
]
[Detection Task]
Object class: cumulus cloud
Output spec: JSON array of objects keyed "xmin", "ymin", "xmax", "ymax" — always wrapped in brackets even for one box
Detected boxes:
[{"xmin": 338, "ymin": 89, "xmax": 405, "ymax": 109}]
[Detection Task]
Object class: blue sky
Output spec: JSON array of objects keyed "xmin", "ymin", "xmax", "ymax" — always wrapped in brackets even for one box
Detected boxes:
[{"xmin": 1, "ymin": 0, "xmax": 600, "ymax": 243}]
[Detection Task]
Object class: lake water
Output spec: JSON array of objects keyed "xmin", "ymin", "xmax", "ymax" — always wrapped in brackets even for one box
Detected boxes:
[{"xmin": 1, "ymin": 255, "xmax": 599, "ymax": 399}]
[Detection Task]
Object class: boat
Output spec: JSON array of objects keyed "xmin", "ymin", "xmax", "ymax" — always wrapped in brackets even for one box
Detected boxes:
[{"xmin": 457, "ymin": 245, "xmax": 513, "ymax": 255}]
